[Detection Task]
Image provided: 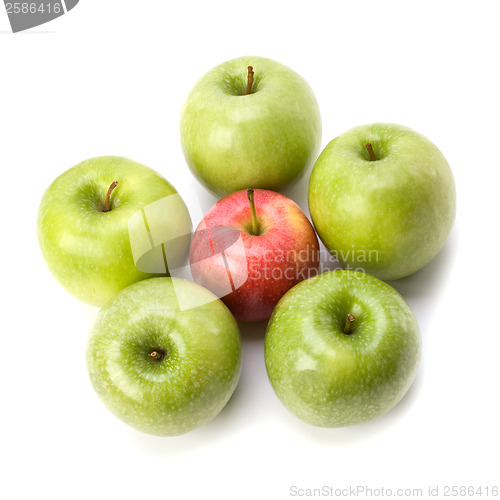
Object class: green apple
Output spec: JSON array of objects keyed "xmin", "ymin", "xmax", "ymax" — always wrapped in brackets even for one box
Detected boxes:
[
  {"xmin": 86, "ymin": 277, "xmax": 241, "ymax": 436},
  {"xmin": 37, "ymin": 156, "xmax": 192, "ymax": 306},
  {"xmin": 180, "ymin": 56, "xmax": 322, "ymax": 196},
  {"xmin": 308, "ymin": 123, "xmax": 456, "ymax": 280},
  {"xmin": 265, "ymin": 270, "xmax": 421, "ymax": 427}
]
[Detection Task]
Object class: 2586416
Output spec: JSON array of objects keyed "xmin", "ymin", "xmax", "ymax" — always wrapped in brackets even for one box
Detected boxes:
[
  {"xmin": 443, "ymin": 485, "xmax": 498, "ymax": 496},
  {"xmin": 5, "ymin": 2, "xmax": 63, "ymax": 14}
]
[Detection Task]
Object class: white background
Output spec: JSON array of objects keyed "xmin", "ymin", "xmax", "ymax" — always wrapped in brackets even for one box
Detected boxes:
[{"xmin": 1, "ymin": 1, "xmax": 499, "ymax": 499}]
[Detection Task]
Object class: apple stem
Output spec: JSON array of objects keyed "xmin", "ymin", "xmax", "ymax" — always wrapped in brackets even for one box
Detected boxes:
[
  {"xmin": 149, "ymin": 350, "xmax": 165, "ymax": 361},
  {"xmin": 343, "ymin": 313, "xmax": 355, "ymax": 334},
  {"xmin": 365, "ymin": 143, "xmax": 378, "ymax": 161},
  {"xmin": 246, "ymin": 66, "xmax": 254, "ymax": 95},
  {"xmin": 247, "ymin": 188, "xmax": 259, "ymax": 236},
  {"xmin": 103, "ymin": 181, "xmax": 118, "ymax": 212}
]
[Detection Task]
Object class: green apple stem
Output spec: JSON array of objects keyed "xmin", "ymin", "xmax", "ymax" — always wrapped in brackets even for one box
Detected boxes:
[
  {"xmin": 343, "ymin": 313, "xmax": 355, "ymax": 334},
  {"xmin": 246, "ymin": 66, "xmax": 254, "ymax": 95},
  {"xmin": 247, "ymin": 188, "xmax": 259, "ymax": 236},
  {"xmin": 149, "ymin": 350, "xmax": 165, "ymax": 361},
  {"xmin": 365, "ymin": 143, "xmax": 378, "ymax": 161},
  {"xmin": 103, "ymin": 181, "xmax": 118, "ymax": 212}
]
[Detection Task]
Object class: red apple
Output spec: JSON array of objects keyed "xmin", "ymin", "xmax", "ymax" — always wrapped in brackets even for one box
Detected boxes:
[{"xmin": 189, "ymin": 188, "xmax": 320, "ymax": 322}]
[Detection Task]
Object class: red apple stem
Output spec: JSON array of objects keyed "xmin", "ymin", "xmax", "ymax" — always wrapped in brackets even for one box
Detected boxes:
[
  {"xmin": 103, "ymin": 181, "xmax": 118, "ymax": 212},
  {"xmin": 246, "ymin": 66, "xmax": 254, "ymax": 95},
  {"xmin": 343, "ymin": 313, "xmax": 355, "ymax": 334},
  {"xmin": 247, "ymin": 188, "xmax": 259, "ymax": 236},
  {"xmin": 365, "ymin": 143, "xmax": 378, "ymax": 161}
]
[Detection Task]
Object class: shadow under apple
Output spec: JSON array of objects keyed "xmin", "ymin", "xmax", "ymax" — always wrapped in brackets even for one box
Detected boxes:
[
  {"xmin": 238, "ymin": 319, "xmax": 268, "ymax": 340},
  {"xmin": 387, "ymin": 226, "xmax": 459, "ymax": 336},
  {"xmin": 126, "ymin": 389, "xmax": 245, "ymax": 457},
  {"xmin": 277, "ymin": 367, "xmax": 425, "ymax": 447},
  {"xmin": 126, "ymin": 321, "xmax": 269, "ymax": 456}
]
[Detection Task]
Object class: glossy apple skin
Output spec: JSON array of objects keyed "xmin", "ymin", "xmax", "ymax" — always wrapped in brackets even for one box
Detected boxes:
[
  {"xmin": 37, "ymin": 156, "xmax": 191, "ymax": 306},
  {"xmin": 308, "ymin": 123, "xmax": 456, "ymax": 280},
  {"xmin": 265, "ymin": 270, "xmax": 421, "ymax": 427},
  {"xmin": 86, "ymin": 277, "xmax": 241, "ymax": 436},
  {"xmin": 180, "ymin": 56, "xmax": 322, "ymax": 196},
  {"xmin": 189, "ymin": 189, "xmax": 320, "ymax": 322}
]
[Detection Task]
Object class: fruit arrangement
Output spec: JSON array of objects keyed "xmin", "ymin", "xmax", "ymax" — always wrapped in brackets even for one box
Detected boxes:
[{"xmin": 37, "ymin": 56, "xmax": 456, "ymax": 435}]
